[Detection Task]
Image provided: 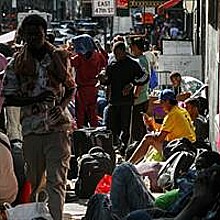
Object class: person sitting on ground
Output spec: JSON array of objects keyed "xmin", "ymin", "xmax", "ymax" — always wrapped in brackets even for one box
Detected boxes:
[
  {"xmin": 128, "ymin": 89, "xmax": 196, "ymax": 164},
  {"xmin": 185, "ymin": 97, "xmax": 209, "ymax": 143},
  {"xmin": 0, "ymin": 132, "xmax": 18, "ymax": 205},
  {"xmin": 169, "ymin": 72, "xmax": 191, "ymax": 101}
]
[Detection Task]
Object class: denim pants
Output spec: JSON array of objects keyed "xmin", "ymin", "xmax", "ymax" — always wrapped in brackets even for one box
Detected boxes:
[{"xmin": 110, "ymin": 163, "xmax": 154, "ymax": 218}]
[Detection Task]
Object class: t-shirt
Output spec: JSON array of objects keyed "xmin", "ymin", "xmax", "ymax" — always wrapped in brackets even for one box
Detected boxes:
[
  {"xmin": 134, "ymin": 54, "xmax": 150, "ymax": 105},
  {"xmin": 161, "ymin": 106, "xmax": 196, "ymax": 142}
]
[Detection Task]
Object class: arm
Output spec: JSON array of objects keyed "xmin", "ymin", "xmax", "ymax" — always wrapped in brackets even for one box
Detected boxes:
[
  {"xmin": 4, "ymin": 89, "xmax": 57, "ymax": 107},
  {"xmin": 133, "ymin": 59, "xmax": 149, "ymax": 86}
]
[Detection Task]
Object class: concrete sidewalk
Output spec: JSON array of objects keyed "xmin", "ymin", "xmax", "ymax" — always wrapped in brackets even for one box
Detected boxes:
[{"xmin": 63, "ymin": 199, "xmax": 87, "ymax": 220}]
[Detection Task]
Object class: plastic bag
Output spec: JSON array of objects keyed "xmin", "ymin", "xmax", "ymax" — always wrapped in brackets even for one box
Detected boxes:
[
  {"xmin": 95, "ymin": 174, "xmax": 112, "ymax": 194},
  {"xmin": 4, "ymin": 189, "xmax": 53, "ymax": 220}
]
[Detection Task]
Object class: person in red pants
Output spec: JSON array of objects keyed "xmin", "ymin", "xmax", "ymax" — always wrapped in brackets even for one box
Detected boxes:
[{"xmin": 71, "ymin": 34, "xmax": 107, "ymax": 128}]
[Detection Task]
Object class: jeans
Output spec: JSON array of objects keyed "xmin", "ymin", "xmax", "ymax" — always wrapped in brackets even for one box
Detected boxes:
[
  {"xmin": 110, "ymin": 163, "xmax": 154, "ymax": 218},
  {"xmin": 124, "ymin": 209, "xmax": 152, "ymax": 220}
]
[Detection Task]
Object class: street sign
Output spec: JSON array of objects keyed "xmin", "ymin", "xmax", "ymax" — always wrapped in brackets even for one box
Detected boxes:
[{"xmin": 92, "ymin": 0, "xmax": 115, "ymax": 17}]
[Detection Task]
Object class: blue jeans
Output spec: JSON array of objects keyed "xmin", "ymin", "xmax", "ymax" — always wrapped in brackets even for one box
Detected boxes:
[
  {"xmin": 110, "ymin": 163, "xmax": 154, "ymax": 218},
  {"xmin": 124, "ymin": 209, "xmax": 152, "ymax": 220}
]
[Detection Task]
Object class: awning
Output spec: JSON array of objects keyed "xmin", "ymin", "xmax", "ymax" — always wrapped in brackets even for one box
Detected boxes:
[
  {"xmin": 157, "ymin": 0, "xmax": 182, "ymax": 15},
  {"xmin": 0, "ymin": 30, "xmax": 16, "ymax": 44}
]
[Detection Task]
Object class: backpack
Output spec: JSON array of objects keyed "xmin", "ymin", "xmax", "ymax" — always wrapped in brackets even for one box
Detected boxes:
[
  {"xmin": 84, "ymin": 194, "xmax": 120, "ymax": 220},
  {"xmin": 157, "ymin": 151, "xmax": 196, "ymax": 190},
  {"xmin": 75, "ymin": 147, "xmax": 114, "ymax": 199},
  {"xmin": 163, "ymin": 138, "xmax": 196, "ymax": 160}
]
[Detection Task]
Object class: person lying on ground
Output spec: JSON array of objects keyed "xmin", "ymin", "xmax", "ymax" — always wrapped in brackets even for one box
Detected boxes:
[
  {"xmin": 124, "ymin": 163, "xmax": 220, "ymax": 220},
  {"xmin": 110, "ymin": 151, "xmax": 220, "ymax": 219},
  {"xmin": 128, "ymin": 89, "xmax": 196, "ymax": 164}
]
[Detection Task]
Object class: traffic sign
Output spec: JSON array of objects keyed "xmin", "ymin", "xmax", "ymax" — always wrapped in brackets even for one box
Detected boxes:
[{"xmin": 92, "ymin": 0, "xmax": 115, "ymax": 17}]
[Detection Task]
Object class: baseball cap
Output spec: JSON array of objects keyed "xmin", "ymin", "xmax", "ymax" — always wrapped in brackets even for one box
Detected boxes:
[{"xmin": 154, "ymin": 89, "xmax": 176, "ymax": 104}]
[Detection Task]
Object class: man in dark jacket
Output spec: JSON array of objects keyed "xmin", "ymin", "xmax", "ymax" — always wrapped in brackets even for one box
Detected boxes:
[{"xmin": 101, "ymin": 41, "xmax": 148, "ymax": 154}]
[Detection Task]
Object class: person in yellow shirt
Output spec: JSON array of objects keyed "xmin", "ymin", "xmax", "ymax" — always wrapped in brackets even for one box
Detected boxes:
[{"xmin": 128, "ymin": 89, "xmax": 196, "ymax": 164}]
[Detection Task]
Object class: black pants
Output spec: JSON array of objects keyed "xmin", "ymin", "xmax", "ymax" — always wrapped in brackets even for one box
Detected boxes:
[
  {"xmin": 131, "ymin": 101, "xmax": 148, "ymax": 142},
  {"xmin": 109, "ymin": 104, "xmax": 132, "ymax": 148}
]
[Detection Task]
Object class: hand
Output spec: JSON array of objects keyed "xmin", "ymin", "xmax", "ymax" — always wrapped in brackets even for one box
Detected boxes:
[
  {"xmin": 143, "ymin": 113, "xmax": 154, "ymax": 126},
  {"xmin": 36, "ymin": 91, "xmax": 55, "ymax": 103},
  {"xmin": 122, "ymin": 83, "xmax": 133, "ymax": 96},
  {"xmin": 48, "ymin": 106, "xmax": 63, "ymax": 124}
]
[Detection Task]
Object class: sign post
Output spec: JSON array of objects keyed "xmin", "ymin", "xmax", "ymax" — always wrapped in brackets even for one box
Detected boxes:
[
  {"xmin": 92, "ymin": 0, "xmax": 115, "ymax": 48},
  {"xmin": 92, "ymin": 0, "xmax": 115, "ymax": 17}
]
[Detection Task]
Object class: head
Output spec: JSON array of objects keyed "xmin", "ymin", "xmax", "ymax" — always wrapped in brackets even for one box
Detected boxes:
[
  {"xmin": 195, "ymin": 151, "xmax": 220, "ymax": 171},
  {"xmin": 110, "ymin": 35, "xmax": 124, "ymax": 51},
  {"xmin": 170, "ymin": 72, "xmax": 182, "ymax": 87},
  {"xmin": 155, "ymin": 89, "xmax": 178, "ymax": 112},
  {"xmin": 185, "ymin": 98, "xmax": 200, "ymax": 120},
  {"xmin": 19, "ymin": 14, "xmax": 47, "ymax": 50},
  {"xmin": 112, "ymin": 41, "xmax": 127, "ymax": 61},
  {"xmin": 72, "ymin": 34, "xmax": 96, "ymax": 58},
  {"xmin": 129, "ymin": 37, "xmax": 144, "ymax": 56}
]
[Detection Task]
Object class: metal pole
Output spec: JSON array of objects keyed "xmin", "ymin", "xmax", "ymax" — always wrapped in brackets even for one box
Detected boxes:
[
  {"xmin": 104, "ymin": 17, "xmax": 108, "ymax": 49},
  {"xmin": 196, "ymin": 0, "xmax": 200, "ymax": 55}
]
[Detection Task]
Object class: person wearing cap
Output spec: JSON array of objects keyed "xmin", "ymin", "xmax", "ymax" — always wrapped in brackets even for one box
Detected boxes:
[
  {"xmin": 70, "ymin": 34, "xmax": 108, "ymax": 128},
  {"xmin": 128, "ymin": 89, "xmax": 196, "ymax": 164}
]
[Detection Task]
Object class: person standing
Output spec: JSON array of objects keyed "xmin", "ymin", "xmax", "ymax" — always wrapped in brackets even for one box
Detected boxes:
[
  {"xmin": 3, "ymin": 14, "xmax": 75, "ymax": 220},
  {"xmin": 100, "ymin": 41, "xmax": 148, "ymax": 155},
  {"xmin": 129, "ymin": 37, "xmax": 150, "ymax": 142},
  {"xmin": 70, "ymin": 34, "xmax": 107, "ymax": 128}
]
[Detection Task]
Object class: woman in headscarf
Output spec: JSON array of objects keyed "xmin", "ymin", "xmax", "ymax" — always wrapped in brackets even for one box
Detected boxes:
[{"xmin": 71, "ymin": 34, "xmax": 108, "ymax": 128}]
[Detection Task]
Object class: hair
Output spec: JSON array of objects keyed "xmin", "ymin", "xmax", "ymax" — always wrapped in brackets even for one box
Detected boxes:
[
  {"xmin": 112, "ymin": 41, "xmax": 126, "ymax": 53},
  {"xmin": 185, "ymin": 97, "xmax": 200, "ymax": 108},
  {"xmin": 197, "ymin": 96, "xmax": 209, "ymax": 116},
  {"xmin": 130, "ymin": 37, "xmax": 145, "ymax": 51},
  {"xmin": 169, "ymin": 99, "xmax": 178, "ymax": 105},
  {"xmin": 170, "ymin": 71, "xmax": 181, "ymax": 80},
  {"xmin": 196, "ymin": 151, "xmax": 220, "ymax": 169},
  {"xmin": 19, "ymin": 14, "xmax": 47, "ymax": 36},
  {"xmin": 113, "ymin": 35, "xmax": 124, "ymax": 43}
]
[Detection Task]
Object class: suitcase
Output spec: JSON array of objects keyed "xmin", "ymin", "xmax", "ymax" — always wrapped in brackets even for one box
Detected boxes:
[{"xmin": 72, "ymin": 127, "xmax": 116, "ymax": 164}]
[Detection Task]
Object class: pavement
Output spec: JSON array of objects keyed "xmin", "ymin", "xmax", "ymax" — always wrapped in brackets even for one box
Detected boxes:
[
  {"xmin": 63, "ymin": 179, "xmax": 87, "ymax": 220},
  {"xmin": 63, "ymin": 200, "xmax": 87, "ymax": 220}
]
